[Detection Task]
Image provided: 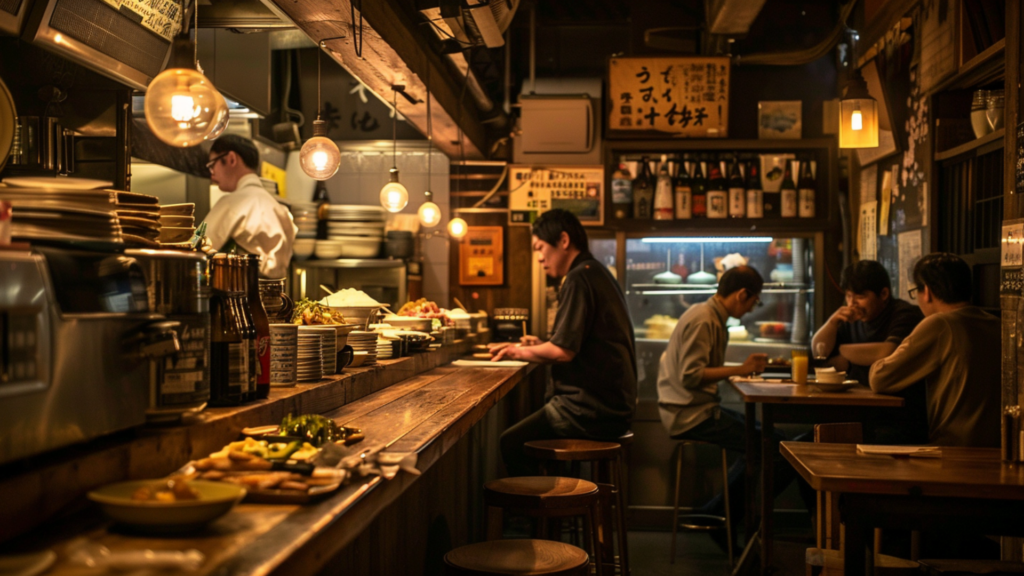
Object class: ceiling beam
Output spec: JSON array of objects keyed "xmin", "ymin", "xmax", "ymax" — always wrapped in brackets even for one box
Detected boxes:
[
  {"xmin": 263, "ymin": 0, "xmax": 487, "ymax": 159},
  {"xmin": 706, "ymin": 0, "xmax": 768, "ymax": 35}
]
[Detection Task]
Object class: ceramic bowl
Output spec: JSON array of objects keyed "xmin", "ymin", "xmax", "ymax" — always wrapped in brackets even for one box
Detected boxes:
[
  {"xmin": 813, "ymin": 381, "xmax": 858, "ymax": 393},
  {"xmin": 88, "ymin": 480, "xmax": 245, "ymax": 533},
  {"xmin": 314, "ymin": 239, "xmax": 344, "ymax": 260},
  {"xmin": 815, "ymin": 372, "xmax": 847, "ymax": 384}
]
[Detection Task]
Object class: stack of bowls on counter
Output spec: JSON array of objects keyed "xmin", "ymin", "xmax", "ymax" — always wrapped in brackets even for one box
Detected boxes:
[
  {"xmin": 291, "ymin": 202, "xmax": 318, "ymax": 260},
  {"xmin": 305, "ymin": 325, "xmax": 337, "ymax": 375},
  {"xmin": 258, "ymin": 278, "xmax": 292, "ymax": 323},
  {"xmin": 158, "ymin": 203, "xmax": 196, "ymax": 247},
  {"xmin": 269, "ymin": 324, "xmax": 298, "ymax": 387},
  {"xmin": 376, "ymin": 335, "xmax": 396, "ymax": 360},
  {"xmin": 296, "ymin": 327, "xmax": 324, "ymax": 382},
  {"xmin": 318, "ymin": 205, "xmax": 385, "ymax": 259},
  {"xmin": 347, "ymin": 331, "xmax": 378, "ymax": 366}
]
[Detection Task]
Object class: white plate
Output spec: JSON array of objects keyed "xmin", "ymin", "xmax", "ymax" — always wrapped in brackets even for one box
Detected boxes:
[
  {"xmin": 3, "ymin": 176, "xmax": 114, "ymax": 190},
  {"xmin": 0, "ymin": 551, "xmax": 56, "ymax": 576}
]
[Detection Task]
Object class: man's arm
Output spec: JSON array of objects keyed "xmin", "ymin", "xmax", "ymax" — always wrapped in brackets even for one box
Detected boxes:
[
  {"xmin": 493, "ymin": 341, "xmax": 575, "ymax": 363},
  {"xmin": 812, "ymin": 306, "xmax": 859, "ymax": 359},
  {"xmin": 701, "ymin": 354, "xmax": 768, "ymax": 383},
  {"xmin": 840, "ymin": 342, "xmax": 898, "ymax": 366},
  {"xmin": 869, "ymin": 317, "xmax": 945, "ymax": 393}
]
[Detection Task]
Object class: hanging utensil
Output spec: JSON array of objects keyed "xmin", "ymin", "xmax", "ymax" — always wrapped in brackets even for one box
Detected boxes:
[{"xmin": 653, "ymin": 249, "xmax": 683, "ymax": 284}]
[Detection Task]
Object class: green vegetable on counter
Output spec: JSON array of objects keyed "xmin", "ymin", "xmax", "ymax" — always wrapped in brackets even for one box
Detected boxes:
[{"xmin": 280, "ymin": 413, "xmax": 363, "ymax": 447}]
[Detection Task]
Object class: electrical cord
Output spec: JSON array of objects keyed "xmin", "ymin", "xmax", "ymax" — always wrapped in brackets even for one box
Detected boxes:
[{"xmin": 734, "ymin": 0, "xmax": 855, "ymax": 66}]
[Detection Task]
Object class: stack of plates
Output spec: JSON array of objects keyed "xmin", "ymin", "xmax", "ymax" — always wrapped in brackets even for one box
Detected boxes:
[
  {"xmin": 296, "ymin": 328, "xmax": 324, "ymax": 382},
  {"xmin": 116, "ymin": 190, "xmax": 161, "ymax": 247},
  {"xmin": 0, "ymin": 180, "xmax": 123, "ymax": 245},
  {"xmin": 269, "ymin": 324, "xmax": 298, "ymax": 387},
  {"xmin": 322, "ymin": 205, "xmax": 384, "ymax": 258},
  {"xmin": 292, "ymin": 202, "xmax": 318, "ymax": 240},
  {"xmin": 348, "ymin": 331, "xmax": 379, "ymax": 365},
  {"xmin": 159, "ymin": 203, "xmax": 196, "ymax": 247},
  {"xmin": 304, "ymin": 326, "xmax": 337, "ymax": 375},
  {"xmin": 376, "ymin": 337, "xmax": 396, "ymax": 360}
]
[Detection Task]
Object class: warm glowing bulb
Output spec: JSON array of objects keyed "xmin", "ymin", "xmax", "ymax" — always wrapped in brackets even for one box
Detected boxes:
[
  {"xmin": 851, "ymin": 108, "xmax": 863, "ymax": 131},
  {"xmin": 145, "ymin": 68, "xmax": 228, "ymax": 147},
  {"xmin": 299, "ymin": 135, "xmax": 340, "ymax": 180},
  {"xmin": 379, "ymin": 170, "xmax": 409, "ymax": 213},
  {"xmin": 448, "ymin": 217, "xmax": 467, "ymax": 239},
  {"xmin": 418, "ymin": 201, "xmax": 441, "ymax": 227}
]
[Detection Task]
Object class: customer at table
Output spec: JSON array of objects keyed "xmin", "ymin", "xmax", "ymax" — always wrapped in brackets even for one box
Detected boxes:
[
  {"xmin": 811, "ymin": 260, "xmax": 928, "ymax": 443},
  {"xmin": 494, "ymin": 209, "xmax": 637, "ymax": 476},
  {"xmin": 869, "ymin": 253, "xmax": 1000, "ymax": 447}
]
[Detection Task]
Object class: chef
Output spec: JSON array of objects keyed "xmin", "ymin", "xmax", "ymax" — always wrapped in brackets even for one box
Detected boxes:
[{"xmin": 204, "ymin": 135, "xmax": 297, "ymax": 278}]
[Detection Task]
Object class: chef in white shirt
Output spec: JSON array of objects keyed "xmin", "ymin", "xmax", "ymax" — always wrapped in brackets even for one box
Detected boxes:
[{"xmin": 204, "ymin": 135, "xmax": 297, "ymax": 279}]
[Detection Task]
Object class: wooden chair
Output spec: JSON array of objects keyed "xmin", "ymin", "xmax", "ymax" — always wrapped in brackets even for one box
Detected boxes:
[
  {"xmin": 444, "ymin": 539, "xmax": 590, "ymax": 576},
  {"xmin": 670, "ymin": 439, "xmax": 733, "ymax": 566}
]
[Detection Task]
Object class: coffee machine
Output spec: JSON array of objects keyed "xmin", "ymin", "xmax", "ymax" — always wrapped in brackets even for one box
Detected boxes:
[{"xmin": 0, "ymin": 246, "xmax": 181, "ymax": 465}]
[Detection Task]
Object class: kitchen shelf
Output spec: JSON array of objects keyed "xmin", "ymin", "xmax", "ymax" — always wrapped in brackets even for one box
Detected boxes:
[
  {"xmin": 630, "ymin": 282, "xmax": 811, "ymax": 296},
  {"xmin": 597, "ymin": 218, "xmax": 830, "ymax": 234},
  {"xmin": 930, "ymin": 38, "xmax": 1006, "ymax": 96},
  {"xmin": 935, "ymin": 127, "xmax": 1004, "ymax": 162}
]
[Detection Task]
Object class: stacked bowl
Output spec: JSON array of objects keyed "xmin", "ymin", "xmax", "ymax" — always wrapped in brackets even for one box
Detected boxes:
[
  {"xmin": 305, "ymin": 326, "xmax": 337, "ymax": 375},
  {"xmin": 269, "ymin": 324, "xmax": 298, "ymax": 387},
  {"xmin": 159, "ymin": 203, "xmax": 195, "ymax": 247},
  {"xmin": 291, "ymin": 202, "xmax": 318, "ymax": 260},
  {"xmin": 297, "ymin": 328, "xmax": 324, "ymax": 382},
  {"xmin": 319, "ymin": 205, "xmax": 385, "ymax": 259},
  {"xmin": 348, "ymin": 331, "xmax": 378, "ymax": 366}
]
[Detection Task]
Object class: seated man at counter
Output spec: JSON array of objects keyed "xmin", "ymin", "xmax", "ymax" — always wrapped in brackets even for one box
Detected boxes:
[
  {"xmin": 493, "ymin": 209, "xmax": 637, "ymax": 477},
  {"xmin": 203, "ymin": 135, "xmax": 297, "ymax": 279},
  {"xmin": 869, "ymin": 253, "xmax": 1000, "ymax": 447},
  {"xmin": 811, "ymin": 260, "xmax": 928, "ymax": 443}
]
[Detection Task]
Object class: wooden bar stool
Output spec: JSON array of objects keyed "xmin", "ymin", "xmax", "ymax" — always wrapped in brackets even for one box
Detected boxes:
[
  {"xmin": 670, "ymin": 440, "xmax": 733, "ymax": 566},
  {"xmin": 484, "ymin": 477, "xmax": 603, "ymax": 576},
  {"xmin": 445, "ymin": 539, "xmax": 590, "ymax": 576},
  {"xmin": 524, "ymin": 439, "xmax": 630, "ymax": 576}
]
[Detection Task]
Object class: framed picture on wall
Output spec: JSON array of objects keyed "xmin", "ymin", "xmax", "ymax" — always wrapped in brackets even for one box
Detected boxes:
[
  {"xmin": 459, "ymin": 226, "xmax": 504, "ymax": 286},
  {"xmin": 758, "ymin": 101, "xmax": 802, "ymax": 139}
]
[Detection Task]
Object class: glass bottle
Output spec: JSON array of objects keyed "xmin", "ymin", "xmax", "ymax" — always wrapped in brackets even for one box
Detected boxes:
[
  {"xmin": 209, "ymin": 255, "xmax": 245, "ymax": 406},
  {"xmin": 653, "ymin": 156, "xmax": 674, "ymax": 220},
  {"xmin": 691, "ymin": 158, "xmax": 707, "ymax": 219},
  {"xmin": 727, "ymin": 156, "xmax": 745, "ymax": 218},
  {"xmin": 674, "ymin": 158, "xmax": 692, "ymax": 220},
  {"xmin": 780, "ymin": 160, "xmax": 798, "ymax": 218},
  {"xmin": 633, "ymin": 156, "xmax": 654, "ymax": 219},
  {"xmin": 798, "ymin": 159, "xmax": 816, "ymax": 218},
  {"xmin": 230, "ymin": 255, "xmax": 257, "ymax": 402},
  {"xmin": 706, "ymin": 159, "xmax": 728, "ymax": 219},
  {"xmin": 246, "ymin": 254, "xmax": 272, "ymax": 399},
  {"xmin": 746, "ymin": 162, "xmax": 764, "ymax": 219},
  {"xmin": 611, "ymin": 157, "xmax": 633, "ymax": 219}
]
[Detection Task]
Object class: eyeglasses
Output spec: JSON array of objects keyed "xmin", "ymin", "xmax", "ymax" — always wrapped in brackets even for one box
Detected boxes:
[
  {"xmin": 205, "ymin": 152, "xmax": 229, "ymax": 171},
  {"xmin": 907, "ymin": 286, "xmax": 921, "ymax": 300},
  {"xmin": 752, "ymin": 295, "xmax": 764, "ymax": 308}
]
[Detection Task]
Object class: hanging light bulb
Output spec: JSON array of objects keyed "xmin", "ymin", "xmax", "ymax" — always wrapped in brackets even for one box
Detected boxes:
[
  {"xmin": 380, "ymin": 168, "xmax": 409, "ymax": 212},
  {"xmin": 145, "ymin": 8, "xmax": 228, "ymax": 147},
  {"xmin": 419, "ymin": 194, "xmax": 441, "ymax": 227},
  {"xmin": 418, "ymin": 73, "xmax": 442, "ymax": 227},
  {"xmin": 839, "ymin": 67, "xmax": 878, "ymax": 149},
  {"xmin": 300, "ymin": 41, "xmax": 341, "ymax": 180},
  {"xmin": 448, "ymin": 217, "xmax": 468, "ymax": 239}
]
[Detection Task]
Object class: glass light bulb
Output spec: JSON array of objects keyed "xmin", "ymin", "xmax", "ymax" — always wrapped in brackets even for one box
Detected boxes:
[
  {"xmin": 448, "ymin": 217, "xmax": 468, "ymax": 239},
  {"xmin": 418, "ymin": 201, "xmax": 441, "ymax": 227},
  {"xmin": 380, "ymin": 181, "xmax": 409, "ymax": 213},
  {"xmin": 145, "ymin": 68, "xmax": 229, "ymax": 147},
  {"xmin": 300, "ymin": 136, "xmax": 341, "ymax": 180},
  {"xmin": 851, "ymin": 109, "xmax": 863, "ymax": 131}
]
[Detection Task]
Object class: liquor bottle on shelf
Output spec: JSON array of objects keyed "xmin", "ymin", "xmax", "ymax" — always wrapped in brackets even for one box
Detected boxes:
[
  {"xmin": 611, "ymin": 157, "xmax": 633, "ymax": 219},
  {"xmin": 653, "ymin": 155, "xmax": 674, "ymax": 220},
  {"xmin": 727, "ymin": 156, "xmax": 745, "ymax": 218},
  {"xmin": 746, "ymin": 162, "xmax": 764, "ymax": 219},
  {"xmin": 798, "ymin": 158, "xmax": 816, "ymax": 218},
  {"xmin": 706, "ymin": 158, "xmax": 728, "ymax": 219},
  {"xmin": 674, "ymin": 157, "xmax": 692, "ymax": 220},
  {"xmin": 245, "ymin": 254, "xmax": 272, "ymax": 399},
  {"xmin": 633, "ymin": 156, "xmax": 654, "ymax": 219},
  {"xmin": 209, "ymin": 255, "xmax": 245, "ymax": 407},
  {"xmin": 230, "ymin": 255, "xmax": 258, "ymax": 402},
  {"xmin": 780, "ymin": 160, "xmax": 798, "ymax": 218},
  {"xmin": 691, "ymin": 157, "xmax": 707, "ymax": 218}
]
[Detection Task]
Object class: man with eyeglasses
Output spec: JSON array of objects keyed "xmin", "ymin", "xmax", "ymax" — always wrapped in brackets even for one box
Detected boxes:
[
  {"xmin": 202, "ymin": 135, "xmax": 297, "ymax": 278},
  {"xmin": 869, "ymin": 253, "xmax": 1000, "ymax": 447}
]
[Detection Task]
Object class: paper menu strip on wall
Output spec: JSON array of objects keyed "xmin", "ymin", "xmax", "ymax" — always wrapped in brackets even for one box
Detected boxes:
[{"xmin": 860, "ymin": 202, "xmax": 878, "ymax": 261}]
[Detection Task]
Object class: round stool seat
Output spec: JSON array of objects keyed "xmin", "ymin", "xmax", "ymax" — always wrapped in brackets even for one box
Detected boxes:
[
  {"xmin": 445, "ymin": 539, "xmax": 590, "ymax": 576},
  {"xmin": 524, "ymin": 439, "xmax": 622, "ymax": 461},
  {"xmin": 616, "ymin": 431, "xmax": 635, "ymax": 448},
  {"xmin": 485, "ymin": 477, "xmax": 599, "ymax": 510}
]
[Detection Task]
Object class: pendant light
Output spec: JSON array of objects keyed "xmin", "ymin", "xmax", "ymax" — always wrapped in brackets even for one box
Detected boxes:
[
  {"xmin": 145, "ymin": 1, "xmax": 229, "ymax": 148},
  {"xmin": 839, "ymin": 66, "xmax": 879, "ymax": 149},
  {"xmin": 447, "ymin": 217, "xmax": 467, "ymax": 239},
  {"xmin": 380, "ymin": 87, "xmax": 410, "ymax": 212},
  {"xmin": 299, "ymin": 41, "xmax": 341, "ymax": 180},
  {"xmin": 418, "ymin": 71, "xmax": 442, "ymax": 227}
]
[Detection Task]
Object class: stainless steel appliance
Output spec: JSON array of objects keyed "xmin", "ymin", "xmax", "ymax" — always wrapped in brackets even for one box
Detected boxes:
[{"xmin": 0, "ymin": 246, "xmax": 176, "ymax": 465}]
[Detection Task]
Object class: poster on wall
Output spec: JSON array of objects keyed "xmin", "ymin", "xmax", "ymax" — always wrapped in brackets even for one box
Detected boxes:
[
  {"xmin": 860, "ymin": 202, "xmax": 878, "ymax": 261},
  {"xmin": 508, "ymin": 165, "xmax": 604, "ymax": 226},
  {"xmin": 100, "ymin": 0, "xmax": 182, "ymax": 41},
  {"xmin": 608, "ymin": 57, "xmax": 730, "ymax": 138},
  {"xmin": 898, "ymin": 229, "xmax": 923, "ymax": 301},
  {"xmin": 459, "ymin": 226, "xmax": 504, "ymax": 286}
]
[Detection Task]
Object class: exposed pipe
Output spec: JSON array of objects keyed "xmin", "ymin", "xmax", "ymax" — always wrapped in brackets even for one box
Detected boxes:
[
  {"xmin": 528, "ymin": 4, "xmax": 536, "ymax": 94},
  {"xmin": 733, "ymin": 0, "xmax": 855, "ymax": 66},
  {"xmin": 503, "ymin": 28, "xmax": 511, "ymax": 114}
]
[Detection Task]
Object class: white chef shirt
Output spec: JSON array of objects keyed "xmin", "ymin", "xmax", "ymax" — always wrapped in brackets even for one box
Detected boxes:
[{"xmin": 203, "ymin": 173, "xmax": 297, "ymax": 279}]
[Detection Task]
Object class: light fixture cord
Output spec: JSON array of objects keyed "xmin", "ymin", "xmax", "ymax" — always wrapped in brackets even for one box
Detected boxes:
[
  {"xmin": 191, "ymin": 0, "xmax": 197, "ymax": 67},
  {"xmin": 317, "ymin": 41, "xmax": 323, "ymax": 121},
  {"xmin": 392, "ymin": 88, "xmax": 398, "ymax": 170},
  {"xmin": 426, "ymin": 67, "xmax": 432, "ymax": 194}
]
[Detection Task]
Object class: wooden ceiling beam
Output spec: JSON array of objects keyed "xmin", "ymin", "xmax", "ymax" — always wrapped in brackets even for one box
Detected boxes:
[{"xmin": 265, "ymin": 0, "xmax": 487, "ymax": 159}]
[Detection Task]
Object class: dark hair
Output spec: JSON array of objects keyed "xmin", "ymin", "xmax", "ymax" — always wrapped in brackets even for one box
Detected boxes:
[
  {"xmin": 210, "ymin": 134, "xmax": 259, "ymax": 170},
  {"xmin": 717, "ymin": 266, "xmax": 763, "ymax": 298},
  {"xmin": 840, "ymin": 260, "xmax": 892, "ymax": 296},
  {"xmin": 912, "ymin": 253, "xmax": 971, "ymax": 304},
  {"xmin": 532, "ymin": 209, "xmax": 589, "ymax": 253}
]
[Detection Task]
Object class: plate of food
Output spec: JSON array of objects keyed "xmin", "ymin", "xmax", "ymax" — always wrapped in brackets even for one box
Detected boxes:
[
  {"xmin": 88, "ymin": 477, "xmax": 245, "ymax": 532},
  {"xmin": 812, "ymin": 380, "xmax": 859, "ymax": 393},
  {"xmin": 755, "ymin": 321, "xmax": 792, "ymax": 342}
]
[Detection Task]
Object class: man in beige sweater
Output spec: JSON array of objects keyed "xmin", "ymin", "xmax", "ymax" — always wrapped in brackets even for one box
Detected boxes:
[{"xmin": 869, "ymin": 253, "xmax": 1000, "ymax": 447}]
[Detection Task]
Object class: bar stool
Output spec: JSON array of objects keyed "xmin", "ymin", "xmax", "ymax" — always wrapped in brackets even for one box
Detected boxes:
[
  {"xmin": 670, "ymin": 439, "xmax": 733, "ymax": 566},
  {"xmin": 484, "ymin": 476, "xmax": 604, "ymax": 576},
  {"xmin": 524, "ymin": 438, "xmax": 630, "ymax": 576},
  {"xmin": 445, "ymin": 539, "xmax": 590, "ymax": 576}
]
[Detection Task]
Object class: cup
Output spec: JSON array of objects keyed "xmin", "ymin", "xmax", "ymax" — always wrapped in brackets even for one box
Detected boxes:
[{"xmin": 791, "ymin": 350, "xmax": 809, "ymax": 385}]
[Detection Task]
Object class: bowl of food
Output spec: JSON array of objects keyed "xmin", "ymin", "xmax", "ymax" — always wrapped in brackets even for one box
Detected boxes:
[
  {"xmin": 88, "ymin": 477, "xmax": 245, "ymax": 533},
  {"xmin": 815, "ymin": 371, "xmax": 847, "ymax": 384},
  {"xmin": 383, "ymin": 315, "xmax": 433, "ymax": 332},
  {"xmin": 755, "ymin": 321, "xmax": 792, "ymax": 342}
]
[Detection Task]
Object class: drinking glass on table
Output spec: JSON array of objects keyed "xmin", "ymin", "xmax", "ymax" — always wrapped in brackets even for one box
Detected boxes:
[{"xmin": 791, "ymin": 349, "xmax": 809, "ymax": 385}]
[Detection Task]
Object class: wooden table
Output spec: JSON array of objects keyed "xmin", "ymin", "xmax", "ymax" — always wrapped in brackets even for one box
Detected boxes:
[
  {"xmin": 728, "ymin": 379, "xmax": 904, "ymax": 575},
  {"xmin": 781, "ymin": 442, "xmax": 1024, "ymax": 576}
]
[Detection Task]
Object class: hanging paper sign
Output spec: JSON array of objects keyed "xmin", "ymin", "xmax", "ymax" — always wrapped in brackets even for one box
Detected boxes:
[
  {"xmin": 508, "ymin": 165, "xmax": 604, "ymax": 226},
  {"xmin": 608, "ymin": 56, "xmax": 730, "ymax": 137},
  {"xmin": 100, "ymin": 0, "xmax": 183, "ymax": 41}
]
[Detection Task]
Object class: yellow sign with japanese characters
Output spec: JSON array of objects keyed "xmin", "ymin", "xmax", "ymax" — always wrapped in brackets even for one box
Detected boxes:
[
  {"xmin": 609, "ymin": 57, "xmax": 730, "ymax": 137},
  {"xmin": 508, "ymin": 165, "xmax": 604, "ymax": 226}
]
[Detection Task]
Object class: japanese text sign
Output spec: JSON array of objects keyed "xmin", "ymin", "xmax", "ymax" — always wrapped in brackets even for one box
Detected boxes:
[
  {"xmin": 508, "ymin": 165, "xmax": 604, "ymax": 226},
  {"xmin": 609, "ymin": 57, "xmax": 730, "ymax": 137}
]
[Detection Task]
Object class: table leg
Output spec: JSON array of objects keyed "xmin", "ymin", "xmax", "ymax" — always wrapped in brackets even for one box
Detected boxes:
[
  {"xmin": 744, "ymin": 401, "xmax": 757, "ymax": 539},
  {"xmin": 760, "ymin": 405, "xmax": 774, "ymax": 575},
  {"xmin": 843, "ymin": 512, "xmax": 873, "ymax": 576}
]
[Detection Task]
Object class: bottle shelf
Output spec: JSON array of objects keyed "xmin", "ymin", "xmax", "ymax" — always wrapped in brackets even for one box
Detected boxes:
[
  {"xmin": 630, "ymin": 282, "xmax": 812, "ymax": 296},
  {"xmin": 934, "ymin": 127, "xmax": 1004, "ymax": 162}
]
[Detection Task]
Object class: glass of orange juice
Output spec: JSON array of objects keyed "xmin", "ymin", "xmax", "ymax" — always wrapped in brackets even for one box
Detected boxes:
[{"xmin": 791, "ymin": 349, "xmax": 809, "ymax": 385}]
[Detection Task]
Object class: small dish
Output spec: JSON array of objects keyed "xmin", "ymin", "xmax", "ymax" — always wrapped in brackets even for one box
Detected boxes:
[
  {"xmin": 349, "ymin": 351, "xmax": 369, "ymax": 367},
  {"xmin": 813, "ymin": 381, "xmax": 858, "ymax": 393},
  {"xmin": 88, "ymin": 480, "xmax": 245, "ymax": 533}
]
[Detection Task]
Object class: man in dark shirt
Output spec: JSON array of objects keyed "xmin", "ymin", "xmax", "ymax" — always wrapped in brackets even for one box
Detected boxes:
[
  {"xmin": 494, "ymin": 209, "xmax": 637, "ymax": 476},
  {"xmin": 811, "ymin": 260, "xmax": 927, "ymax": 443}
]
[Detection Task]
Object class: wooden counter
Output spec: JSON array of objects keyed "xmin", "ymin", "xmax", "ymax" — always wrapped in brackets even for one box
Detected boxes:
[{"xmin": 0, "ymin": 333, "xmax": 538, "ymax": 576}]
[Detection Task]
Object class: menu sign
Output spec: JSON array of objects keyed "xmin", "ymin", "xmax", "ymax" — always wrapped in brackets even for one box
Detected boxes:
[
  {"xmin": 508, "ymin": 165, "xmax": 604, "ymax": 226},
  {"xmin": 101, "ymin": 0, "xmax": 183, "ymax": 41},
  {"xmin": 609, "ymin": 57, "xmax": 730, "ymax": 137}
]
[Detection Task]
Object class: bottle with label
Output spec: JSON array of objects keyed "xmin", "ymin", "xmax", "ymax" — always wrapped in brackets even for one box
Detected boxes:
[
  {"xmin": 632, "ymin": 156, "xmax": 654, "ymax": 219},
  {"xmin": 230, "ymin": 255, "xmax": 258, "ymax": 402},
  {"xmin": 727, "ymin": 156, "xmax": 745, "ymax": 218},
  {"xmin": 674, "ymin": 158, "xmax": 692, "ymax": 220},
  {"xmin": 653, "ymin": 156, "xmax": 674, "ymax": 220},
  {"xmin": 746, "ymin": 162, "xmax": 764, "ymax": 219},
  {"xmin": 691, "ymin": 158, "xmax": 707, "ymax": 218},
  {"xmin": 780, "ymin": 160, "xmax": 798, "ymax": 218},
  {"xmin": 245, "ymin": 254, "xmax": 272, "ymax": 399},
  {"xmin": 798, "ymin": 158, "xmax": 816, "ymax": 218},
  {"xmin": 611, "ymin": 157, "xmax": 633, "ymax": 219},
  {"xmin": 706, "ymin": 159, "xmax": 728, "ymax": 219},
  {"xmin": 209, "ymin": 255, "xmax": 245, "ymax": 407}
]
